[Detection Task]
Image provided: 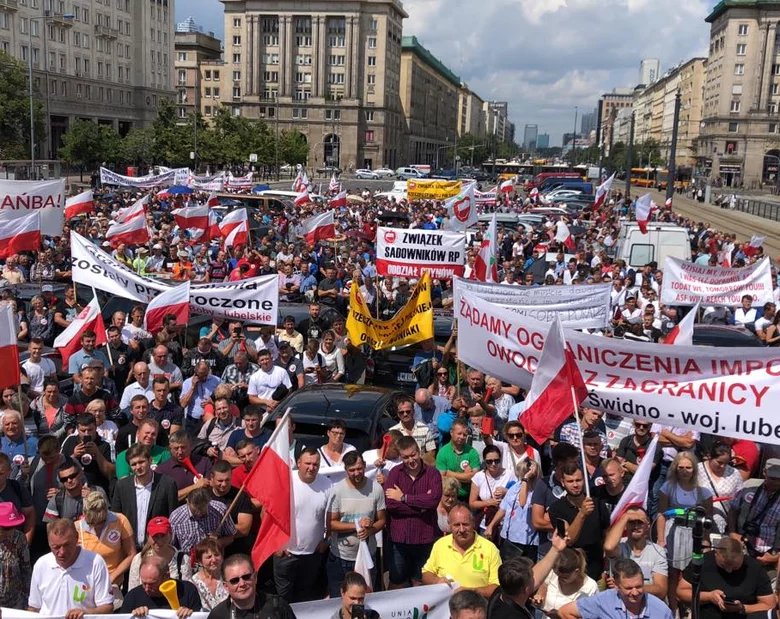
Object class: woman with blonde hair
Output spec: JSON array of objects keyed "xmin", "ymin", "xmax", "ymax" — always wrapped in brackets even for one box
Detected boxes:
[
  {"xmin": 437, "ymin": 477, "xmax": 460, "ymax": 534},
  {"xmin": 532, "ymin": 547, "xmax": 598, "ymax": 612},
  {"xmin": 657, "ymin": 450, "xmax": 713, "ymax": 616},
  {"xmin": 85, "ymin": 399, "xmax": 119, "ymax": 460},
  {"xmin": 76, "ymin": 491, "xmax": 136, "ymax": 592}
]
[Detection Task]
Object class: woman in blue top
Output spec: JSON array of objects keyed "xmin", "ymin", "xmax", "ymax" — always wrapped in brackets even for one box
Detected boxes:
[{"xmin": 484, "ymin": 459, "xmax": 539, "ymax": 562}]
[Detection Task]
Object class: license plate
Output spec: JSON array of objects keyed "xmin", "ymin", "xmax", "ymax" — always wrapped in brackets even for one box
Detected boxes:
[{"xmin": 397, "ymin": 372, "xmax": 416, "ymax": 383}]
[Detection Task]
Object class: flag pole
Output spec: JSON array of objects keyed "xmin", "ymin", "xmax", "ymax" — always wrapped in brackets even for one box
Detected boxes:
[
  {"xmin": 18, "ymin": 382, "xmax": 28, "ymax": 459},
  {"xmin": 92, "ymin": 287, "xmax": 114, "ymax": 367},
  {"xmin": 570, "ymin": 385, "xmax": 590, "ymax": 499},
  {"xmin": 216, "ymin": 407, "xmax": 292, "ymax": 531}
]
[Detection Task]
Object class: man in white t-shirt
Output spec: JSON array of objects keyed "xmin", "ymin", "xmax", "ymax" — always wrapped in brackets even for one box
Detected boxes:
[
  {"xmin": 23, "ymin": 338, "xmax": 57, "ymax": 396},
  {"xmin": 247, "ymin": 348, "xmax": 292, "ymax": 410},
  {"xmin": 28, "ymin": 518, "xmax": 114, "ymax": 617},
  {"xmin": 273, "ymin": 447, "xmax": 333, "ymax": 602}
]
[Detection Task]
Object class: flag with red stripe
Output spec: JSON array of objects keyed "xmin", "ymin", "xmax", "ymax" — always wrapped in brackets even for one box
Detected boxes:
[
  {"xmin": 610, "ymin": 436, "xmax": 659, "ymax": 524},
  {"xmin": 64, "ymin": 190, "xmax": 95, "ymax": 219},
  {"xmin": 664, "ymin": 303, "xmax": 698, "ymax": 346},
  {"xmin": 106, "ymin": 216, "xmax": 150, "ymax": 247},
  {"xmin": 53, "ymin": 296, "xmax": 107, "ymax": 368},
  {"xmin": 144, "ymin": 281, "xmax": 191, "ymax": 334},
  {"xmin": 301, "ymin": 211, "xmax": 335, "ymax": 244},
  {"xmin": 0, "ymin": 212, "xmax": 41, "ymax": 259},
  {"xmin": 0, "ymin": 305, "xmax": 20, "ymax": 390}
]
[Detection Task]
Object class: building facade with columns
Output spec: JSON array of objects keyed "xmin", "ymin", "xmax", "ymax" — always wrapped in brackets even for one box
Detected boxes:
[
  {"xmin": 700, "ymin": 0, "xmax": 780, "ymax": 187},
  {"xmin": 0, "ymin": 0, "xmax": 174, "ymax": 160},
  {"xmin": 219, "ymin": 0, "xmax": 407, "ymax": 171}
]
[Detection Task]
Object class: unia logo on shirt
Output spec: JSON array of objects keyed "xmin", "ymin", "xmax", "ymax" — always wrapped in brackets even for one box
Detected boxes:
[
  {"xmin": 72, "ymin": 583, "xmax": 91, "ymax": 603},
  {"xmin": 472, "ymin": 552, "xmax": 484, "ymax": 571}
]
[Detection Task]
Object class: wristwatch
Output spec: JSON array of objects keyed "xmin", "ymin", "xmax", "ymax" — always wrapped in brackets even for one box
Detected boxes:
[{"xmin": 401, "ymin": 494, "xmax": 407, "ymax": 503}]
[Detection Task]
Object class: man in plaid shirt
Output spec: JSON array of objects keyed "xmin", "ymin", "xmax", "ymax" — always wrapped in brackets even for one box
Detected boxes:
[
  {"xmin": 169, "ymin": 487, "xmax": 238, "ymax": 553},
  {"xmin": 390, "ymin": 394, "xmax": 437, "ymax": 457}
]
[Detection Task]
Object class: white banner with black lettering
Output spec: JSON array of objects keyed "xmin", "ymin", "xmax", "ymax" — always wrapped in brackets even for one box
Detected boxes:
[
  {"xmin": 453, "ymin": 277, "xmax": 611, "ymax": 328},
  {"xmin": 0, "ymin": 178, "xmax": 66, "ymax": 236},
  {"xmin": 454, "ymin": 290, "xmax": 780, "ymax": 444},
  {"xmin": 3, "ymin": 584, "xmax": 455, "ymax": 619},
  {"xmin": 661, "ymin": 256, "xmax": 774, "ymax": 307},
  {"xmin": 376, "ymin": 227, "xmax": 465, "ymax": 279},
  {"xmin": 99, "ymin": 167, "xmax": 188, "ymax": 188},
  {"xmin": 70, "ymin": 232, "xmax": 278, "ymax": 323}
]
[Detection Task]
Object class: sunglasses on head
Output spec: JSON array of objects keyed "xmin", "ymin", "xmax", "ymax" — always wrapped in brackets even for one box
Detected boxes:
[{"xmin": 228, "ymin": 573, "xmax": 254, "ymax": 585}]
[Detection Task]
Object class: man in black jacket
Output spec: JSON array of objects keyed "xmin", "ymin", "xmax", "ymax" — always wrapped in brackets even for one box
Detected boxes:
[{"xmin": 111, "ymin": 443, "xmax": 179, "ymax": 549}]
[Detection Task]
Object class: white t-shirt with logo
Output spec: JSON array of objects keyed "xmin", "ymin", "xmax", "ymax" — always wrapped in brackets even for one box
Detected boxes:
[{"xmin": 29, "ymin": 548, "xmax": 113, "ymax": 615}]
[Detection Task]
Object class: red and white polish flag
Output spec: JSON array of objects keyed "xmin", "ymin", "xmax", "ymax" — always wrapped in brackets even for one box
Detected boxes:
[
  {"xmin": 593, "ymin": 173, "xmax": 615, "ymax": 209},
  {"xmin": 445, "ymin": 183, "xmax": 478, "ymax": 231},
  {"xmin": 207, "ymin": 191, "xmax": 219, "ymax": 208},
  {"xmin": 473, "ymin": 212, "xmax": 498, "ymax": 282},
  {"xmin": 245, "ymin": 410, "xmax": 293, "ymax": 569},
  {"xmin": 172, "ymin": 206, "xmax": 210, "ymax": 231},
  {"xmin": 294, "ymin": 188, "xmax": 311, "ymax": 207},
  {"xmin": 0, "ymin": 212, "xmax": 41, "ymax": 259},
  {"xmin": 520, "ymin": 316, "xmax": 589, "ymax": 445},
  {"xmin": 664, "ymin": 302, "xmax": 698, "ymax": 346},
  {"xmin": 53, "ymin": 296, "xmax": 107, "ymax": 368},
  {"xmin": 144, "ymin": 281, "xmax": 191, "ymax": 334},
  {"xmin": 554, "ymin": 220, "xmax": 576, "ymax": 251},
  {"xmin": 64, "ymin": 190, "xmax": 95, "ymax": 219},
  {"xmin": 529, "ymin": 187, "xmax": 539, "ymax": 200},
  {"xmin": 218, "ymin": 208, "xmax": 248, "ymax": 239},
  {"xmin": 610, "ymin": 436, "xmax": 659, "ymax": 524},
  {"xmin": 744, "ymin": 235, "xmax": 766, "ymax": 258},
  {"xmin": 499, "ymin": 178, "xmax": 515, "ymax": 193},
  {"xmin": 0, "ymin": 304, "xmax": 20, "ymax": 390},
  {"xmin": 329, "ymin": 173, "xmax": 341, "ymax": 193},
  {"xmin": 635, "ymin": 193, "xmax": 652, "ymax": 234},
  {"xmin": 115, "ymin": 195, "xmax": 148, "ymax": 223},
  {"xmin": 224, "ymin": 221, "xmax": 249, "ymax": 248},
  {"xmin": 329, "ymin": 190, "xmax": 348, "ymax": 209},
  {"xmin": 106, "ymin": 215, "xmax": 150, "ymax": 247},
  {"xmin": 301, "ymin": 211, "xmax": 335, "ymax": 244}
]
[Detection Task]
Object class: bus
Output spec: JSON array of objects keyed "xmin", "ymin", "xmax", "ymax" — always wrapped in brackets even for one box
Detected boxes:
[
  {"xmin": 630, "ymin": 168, "xmax": 658, "ymax": 188},
  {"xmin": 481, "ymin": 160, "xmax": 534, "ymax": 183},
  {"xmin": 530, "ymin": 171, "xmax": 582, "ymax": 189}
]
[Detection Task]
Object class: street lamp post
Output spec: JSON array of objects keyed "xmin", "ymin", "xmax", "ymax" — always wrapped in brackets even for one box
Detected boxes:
[
  {"xmin": 625, "ymin": 112, "xmax": 636, "ymax": 198},
  {"xmin": 27, "ymin": 28, "xmax": 35, "ymax": 179},
  {"xmin": 665, "ymin": 90, "xmax": 682, "ymax": 204}
]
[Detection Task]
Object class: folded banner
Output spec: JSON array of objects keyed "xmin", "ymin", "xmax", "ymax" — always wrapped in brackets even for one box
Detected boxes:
[
  {"xmin": 0, "ymin": 178, "xmax": 65, "ymax": 236},
  {"xmin": 661, "ymin": 256, "xmax": 774, "ymax": 307},
  {"xmin": 99, "ymin": 167, "xmax": 187, "ymax": 188},
  {"xmin": 453, "ymin": 277, "xmax": 611, "ymax": 328},
  {"xmin": 454, "ymin": 291, "xmax": 780, "ymax": 445},
  {"xmin": 2, "ymin": 584, "xmax": 455, "ymax": 619},
  {"xmin": 407, "ymin": 179, "xmax": 462, "ymax": 201},
  {"xmin": 347, "ymin": 271, "xmax": 434, "ymax": 350},
  {"xmin": 69, "ymin": 232, "xmax": 278, "ymax": 323},
  {"xmin": 376, "ymin": 227, "xmax": 465, "ymax": 279}
]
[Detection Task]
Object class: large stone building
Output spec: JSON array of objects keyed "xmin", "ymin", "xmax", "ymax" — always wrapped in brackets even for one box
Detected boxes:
[
  {"xmin": 457, "ymin": 82, "xmax": 485, "ymax": 138},
  {"xmin": 219, "ymin": 0, "xmax": 406, "ymax": 171},
  {"xmin": 399, "ymin": 35, "xmax": 459, "ymax": 167},
  {"xmin": 632, "ymin": 58, "xmax": 706, "ymax": 168},
  {"xmin": 0, "ymin": 0, "xmax": 175, "ymax": 159},
  {"xmin": 699, "ymin": 0, "xmax": 780, "ymax": 187},
  {"xmin": 598, "ymin": 88, "xmax": 634, "ymax": 154},
  {"xmin": 174, "ymin": 20, "xmax": 222, "ymax": 122}
]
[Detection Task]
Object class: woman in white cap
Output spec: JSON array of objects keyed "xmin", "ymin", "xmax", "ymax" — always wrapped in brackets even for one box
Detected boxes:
[{"xmin": 0, "ymin": 501, "xmax": 32, "ymax": 608}]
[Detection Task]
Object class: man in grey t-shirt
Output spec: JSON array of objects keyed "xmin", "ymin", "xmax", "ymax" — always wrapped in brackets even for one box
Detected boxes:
[
  {"xmin": 42, "ymin": 459, "xmax": 108, "ymax": 522},
  {"xmin": 327, "ymin": 451, "xmax": 386, "ymax": 598}
]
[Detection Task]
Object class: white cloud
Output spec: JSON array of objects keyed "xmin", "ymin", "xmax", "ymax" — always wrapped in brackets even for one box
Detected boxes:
[{"xmin": 178, "ymin": 0, "xmax": 713, "ymax": 146}]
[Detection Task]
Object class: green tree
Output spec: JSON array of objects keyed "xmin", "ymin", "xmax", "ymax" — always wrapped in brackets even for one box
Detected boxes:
[
  {"xmin": 456, "ymin": 133, "xmax": 488, "ymax": 167},
  {"xmin": 278, "ymin": 130, "xmax": 309, "ymax": 166},
  {"xmin": 150, "ymin": 98, "xmax": 192, "ymax": 165},
  {"xmin": 119, "ymin": 126, "xmax": 155, "ymax": 166},
  {"xmin": 0, "ymin": 51, "xmax": 46, "ymax": 161},
  {"xmin": 60, "ymin": 119, "xmax": 120, "ymax": 179}
]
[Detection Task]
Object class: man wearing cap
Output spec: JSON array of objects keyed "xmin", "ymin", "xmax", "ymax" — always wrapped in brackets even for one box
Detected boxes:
[
  {"xmin": 28, "ymin": 518, "xmax": 114, "ymax": 618},
  {"xmin": 729, "ymin": 458, "xmax": 780, "ymax": 568},
  {"xmin": 112, "ymin": 443, "xmax": 178, "ymax": 549},
  {"xmin": 132, "ymin": 247, "xmax": 150, "ymax": 275}
]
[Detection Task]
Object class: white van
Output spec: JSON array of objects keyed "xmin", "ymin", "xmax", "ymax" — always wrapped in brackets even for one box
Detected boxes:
[{"xmin": 614, "ymin": 223, "xmax": 691, "ymax": 268}]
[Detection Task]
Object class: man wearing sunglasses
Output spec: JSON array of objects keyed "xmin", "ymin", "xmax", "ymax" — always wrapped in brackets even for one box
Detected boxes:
[
  {"xmin": 208, "ymin": 554, "xmax": 295, "ymax": 619},
  {"xmin": 42, "ymin": 458, "xmax": 107, "ymax": 523}
]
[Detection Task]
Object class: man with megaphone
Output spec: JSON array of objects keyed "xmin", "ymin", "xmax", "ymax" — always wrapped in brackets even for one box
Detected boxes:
[{"xmin": 121, "ymin": 555, "xmax": 201, "ymax": 618}]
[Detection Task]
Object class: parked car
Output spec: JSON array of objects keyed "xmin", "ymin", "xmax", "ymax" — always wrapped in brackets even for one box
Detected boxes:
[
  {"xmin": 691, "ymin": 325, "xmax": 764, "ymax": 347},
  {"xmin": 355, "ymin": 169, "xmax": 379, "ymax": 180},
  {"xmin": 373, "ymin": 168, "xmax": 396, "ymax": 178},
  {"xmin": 431, "ymin": 169, "xmax": 457, "ymax": 180},
  {"xmin": 395, "ymin": 167, "xmax": 427, "ymax": 180},
  {"xmin": 265, "ymin": 384, "xmax": 403, "ymax": 452}
]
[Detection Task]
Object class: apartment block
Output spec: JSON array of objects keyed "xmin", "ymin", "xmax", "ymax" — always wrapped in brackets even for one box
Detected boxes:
[
  {"xmin": 174, "ymin": 23, "xmax": 222, "ymax": 121},
  {"xmin": 457, "ymin": 82, "xmax": 485, "ymax": 138}
]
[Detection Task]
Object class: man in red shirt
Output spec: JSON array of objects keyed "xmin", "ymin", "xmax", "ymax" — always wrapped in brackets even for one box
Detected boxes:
[{"xmin": 231, "ymin": 440, "xmax": 260, "ymax": 488}]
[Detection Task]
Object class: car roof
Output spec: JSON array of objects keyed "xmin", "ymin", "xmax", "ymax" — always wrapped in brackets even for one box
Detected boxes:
[
  {"xmin": 272, "ymin": 384, "xmax": 396, "ymax": 428},
  {"xmin": 692, "ymin": 325, "xmax": 764, "ymax": 347}
]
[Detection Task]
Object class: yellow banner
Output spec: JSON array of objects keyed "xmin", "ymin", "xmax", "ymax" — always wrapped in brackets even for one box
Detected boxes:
[
  {"xmin": 407, "ymin": 180, "xmax": 462, "ymax": 201},
  {"xmin": 347, "ymin": 271, "xmax": 434, "ymax": 350}
]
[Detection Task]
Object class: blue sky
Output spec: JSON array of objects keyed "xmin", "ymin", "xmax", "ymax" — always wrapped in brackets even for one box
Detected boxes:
[{"xmin": 176, "ymin": 0, "xmax": 713, "ymax": 147}]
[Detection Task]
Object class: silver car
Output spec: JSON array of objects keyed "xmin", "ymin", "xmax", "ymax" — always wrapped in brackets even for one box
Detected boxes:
[{"xmin": 355, "ymin": 169, "xmax": 379, "ymax": 179}]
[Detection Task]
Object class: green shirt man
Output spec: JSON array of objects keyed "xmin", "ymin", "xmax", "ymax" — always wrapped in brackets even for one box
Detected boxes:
[{"xmin": 436, "ymin": 419, "xmax": 480, "ymax": 499}]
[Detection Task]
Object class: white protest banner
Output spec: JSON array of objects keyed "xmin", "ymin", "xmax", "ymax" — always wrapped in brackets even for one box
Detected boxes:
[
  {"xmin": 0, "ymin": 178, "xmax": 65, "ymax": 236},
  {"xmin": 99, "ymin": 167, "xmax": 184, "ymax": 188},
  {"xmin": 453, "ymin": 277, "xmax": 611, "ymax": 328},
  {"xmin": 661, "ymin": 256, "xmax": 774, "ymax": 307},
  {"xmin": 2, "ymin": 584, "xmax": 455, "ymax": 619},
  {"xmin": 376, "ymin": 226, "xmax": 465, "ymax": 279},
  {"xmin": 454, "ymin": 291, "xmax": 780, "ymax": 444},
  {"xmin": 69, "ymin": 232, "xmax": 278, "ymax": 323}
]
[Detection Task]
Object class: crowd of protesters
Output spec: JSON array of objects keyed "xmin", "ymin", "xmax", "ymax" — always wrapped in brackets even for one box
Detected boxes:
[{"xmin": 0, "ymin": 173, "xmax": 779, "ymax": 619}]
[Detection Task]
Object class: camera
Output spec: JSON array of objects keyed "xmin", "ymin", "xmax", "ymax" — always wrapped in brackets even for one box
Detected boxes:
[
  {"xmin": 232, "ymin": 327, "xmax": 241, "ymax": 335},
  {"xmin": 743, "ymin": 521, "xmax": 761, "ymax": 538}
]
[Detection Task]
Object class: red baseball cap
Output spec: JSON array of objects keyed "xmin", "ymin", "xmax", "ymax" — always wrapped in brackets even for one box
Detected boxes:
[{"xmin": 147, "ymin": 516, "xmax": 171, "ymax": 537}]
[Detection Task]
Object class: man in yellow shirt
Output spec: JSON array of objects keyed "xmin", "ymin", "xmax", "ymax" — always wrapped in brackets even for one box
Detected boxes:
[{"xmin": 421, "ymin": 503, "xmax": 501, "ymax": 597}]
